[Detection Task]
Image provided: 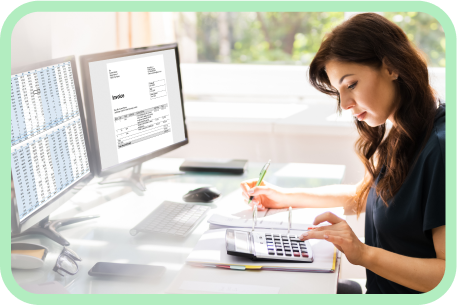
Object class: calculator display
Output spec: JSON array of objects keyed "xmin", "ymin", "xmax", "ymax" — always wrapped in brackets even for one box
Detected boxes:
[{"xmin": 235, "ymin": 231, "xmax": 250, "ymax": 253}]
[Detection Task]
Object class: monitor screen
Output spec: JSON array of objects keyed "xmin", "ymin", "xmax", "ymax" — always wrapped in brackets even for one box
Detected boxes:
[
  {"xmin": 11, "ymin": 60, "xmax": 90, "ymax": 222},
  {"xmin": 87, "ymin": 48, "xmax": 187, "ymax": 171}
]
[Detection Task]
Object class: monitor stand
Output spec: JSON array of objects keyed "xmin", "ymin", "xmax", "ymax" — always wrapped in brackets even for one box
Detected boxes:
[
  {"xmin": 98, "ymin": 163, "xmax": 184, "ymax": 192},
  {"xmin": 11, "ymin": 215, "xmax": 100, "ymax": 246}
]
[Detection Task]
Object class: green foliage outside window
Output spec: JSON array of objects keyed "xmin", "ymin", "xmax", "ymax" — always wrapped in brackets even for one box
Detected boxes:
[{"xmin": 196, "ymin": 12, "xmax": 445, "ymax": 67}]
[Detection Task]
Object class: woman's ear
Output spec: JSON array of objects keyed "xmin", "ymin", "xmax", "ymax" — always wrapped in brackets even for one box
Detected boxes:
[{"xmin": 382, "ymin": 57, "xmax": 399, "ymax": 80}]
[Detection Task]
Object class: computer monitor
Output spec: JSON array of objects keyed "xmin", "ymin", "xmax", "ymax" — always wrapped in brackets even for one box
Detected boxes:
[
  {"xmin": 80, "ymin": 43, "xmax": 189, "ymax": 191},
  {"xmin": 11, "ymin": 56, "xmax": 96, "ymax": 246}
]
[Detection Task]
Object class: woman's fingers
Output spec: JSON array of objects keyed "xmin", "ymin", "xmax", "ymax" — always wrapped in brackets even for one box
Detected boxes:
[
  {"xmin": 244, "ymin": 199, "xmax": 266, "ymax": 211},
  {"xmin": 247, "ymin": 185, "xmax": 271, "ymax": 197},
  {"xmin": 300, "ymin": 228, "xmax": 347, "ymax": 241},
  {"xmin": 313, "ymin": 211, "xmax": 345, "ymax": 226}
]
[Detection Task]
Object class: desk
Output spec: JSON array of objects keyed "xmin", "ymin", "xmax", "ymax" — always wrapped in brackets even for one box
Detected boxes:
[{"xmin": 11, "ymin": 158, "xmax": 345, "ymax": 294}]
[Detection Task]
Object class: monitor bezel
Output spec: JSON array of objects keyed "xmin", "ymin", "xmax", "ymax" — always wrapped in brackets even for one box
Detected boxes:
[
  {"xmin": 79, "ymin": 43, "xmax": 189, "ymax": 178},
  {"xmin": 11, "ymin": 55, "xmax": 94, "ymax": 234}
]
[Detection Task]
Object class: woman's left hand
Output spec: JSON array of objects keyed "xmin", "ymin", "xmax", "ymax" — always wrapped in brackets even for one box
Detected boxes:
[{"xmin": 299, "ymin": 212, "xmax": 368, "ymax": 266}]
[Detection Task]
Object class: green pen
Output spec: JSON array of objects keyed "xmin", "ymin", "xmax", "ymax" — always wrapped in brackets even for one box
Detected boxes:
[{"xmin": 247, "ymin": 159, "xmax": 271, "ymax": 205}]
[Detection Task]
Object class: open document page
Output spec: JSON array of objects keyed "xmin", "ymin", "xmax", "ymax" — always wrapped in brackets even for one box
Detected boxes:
[
  {"xmin": 106, "ymin": 54, "xmax": 174, "ymax": 163},
  {"xmin": 208, "ymin": 189, "xmax": 344, "ymax": 230}
]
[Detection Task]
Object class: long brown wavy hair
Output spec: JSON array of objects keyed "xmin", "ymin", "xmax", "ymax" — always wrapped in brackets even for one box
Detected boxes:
[{"xmin": 309, "ymin": 13, "xmax": 438, "ymax": 216}]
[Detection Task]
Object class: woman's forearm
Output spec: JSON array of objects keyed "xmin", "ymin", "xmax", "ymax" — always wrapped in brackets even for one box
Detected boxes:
[
  {"xmin": 282, "ymin": 184, "xmax": 358, "ymax": 212},
  {"xmin": 361, "ymin": 246, "xmax": 445, "ymax": 292}
]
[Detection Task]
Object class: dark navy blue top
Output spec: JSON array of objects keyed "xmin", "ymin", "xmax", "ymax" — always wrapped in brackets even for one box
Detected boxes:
[{"xmin": 365, "ymin": 104, "xmax": 445, "ymax": 294}]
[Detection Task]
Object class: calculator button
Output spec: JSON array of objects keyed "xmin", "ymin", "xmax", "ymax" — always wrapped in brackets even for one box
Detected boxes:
[
  {"xmin": 265, "ymin": 234, "xmax": 272, "ymax": 237},
  {"xmin": 301, "ymin": 253, "xmax": 309, "ymax": 257},
  {"xmin": 301, "ymin": 250, "xmax": 308, "ymax": 253},
  {"xmin": 284, "ymin": 247, "xmax": 291, "ymax": 251},
  {"xmin": 293, "ymin": 252, "xmax": 300, "ymax": 257},
  {"xmin": 276, "ymin": 252, "xmax": 284, "ymax": 256},
  {"xmin": 273, "ymin": 234, "xmax": 280, "ymax": 237},
  {"xmin": 285, "ymin": 252, "xmax": 292, "ymax": 256},
  {"xmin": 268, "ymin": 251, "xmax": 275, "ymax": 255}
]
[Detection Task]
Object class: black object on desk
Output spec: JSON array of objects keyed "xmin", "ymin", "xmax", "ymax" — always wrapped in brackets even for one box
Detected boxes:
[
  {"xmin": 179, "ymin": 159, "xmax": 248, "ymax": 175},
  {"xmin": 183, "ymin": 187, "xmax": 221, "ymax": 203}
]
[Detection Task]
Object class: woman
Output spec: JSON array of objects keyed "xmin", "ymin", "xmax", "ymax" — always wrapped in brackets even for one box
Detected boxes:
[{"xmin": 241, "ymin": 13, "xmax": 445, "ymax": 294}]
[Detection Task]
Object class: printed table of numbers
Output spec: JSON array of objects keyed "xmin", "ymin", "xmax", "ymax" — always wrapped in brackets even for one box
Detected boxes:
[{"xmin": 11, "ymin": 62, "xmax": 90, "ymax": 221}]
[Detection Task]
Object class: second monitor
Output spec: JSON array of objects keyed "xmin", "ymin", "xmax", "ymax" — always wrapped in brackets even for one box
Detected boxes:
[{"xmin": 80, "ymin": 43, "xmax": 188, "ymax": 191}]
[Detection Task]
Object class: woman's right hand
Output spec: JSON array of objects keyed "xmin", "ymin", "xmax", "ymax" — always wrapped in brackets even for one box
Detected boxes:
[{"xmin": 240, "ymin": 179, "xmax": 288, "ymax": 211}]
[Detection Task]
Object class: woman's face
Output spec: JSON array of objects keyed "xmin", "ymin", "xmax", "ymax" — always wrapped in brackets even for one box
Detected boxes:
[{"xmin": 325, "ymin": 60, "xmax": 399, "ymax": 127}]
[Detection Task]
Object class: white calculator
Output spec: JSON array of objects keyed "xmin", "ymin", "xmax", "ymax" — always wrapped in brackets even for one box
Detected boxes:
[{"xmin": 225, "ymin": 229, "xmax": 314, "ymax": 263}]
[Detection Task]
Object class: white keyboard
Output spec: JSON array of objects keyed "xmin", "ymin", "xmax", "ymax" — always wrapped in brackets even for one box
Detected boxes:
[{"xmin": 130, "ymin": 201, "xmax": 211, "ymax": 237}]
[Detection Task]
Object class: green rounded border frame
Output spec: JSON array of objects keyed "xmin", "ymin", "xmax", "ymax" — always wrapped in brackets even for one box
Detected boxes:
[{"xmin": 1, "ymin": 1, "xmax": 455, "ymax": 304}]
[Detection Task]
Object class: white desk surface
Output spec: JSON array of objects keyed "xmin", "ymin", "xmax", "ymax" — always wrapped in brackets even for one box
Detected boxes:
[{"xmin": 11, "ymin": 158, "xmax": 345, "ymax": 294}]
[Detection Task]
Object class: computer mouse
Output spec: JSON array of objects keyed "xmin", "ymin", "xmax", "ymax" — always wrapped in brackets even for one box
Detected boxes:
[{"xmin": 183, "ymin": 187, "xmax": 221, "ymax": 203}]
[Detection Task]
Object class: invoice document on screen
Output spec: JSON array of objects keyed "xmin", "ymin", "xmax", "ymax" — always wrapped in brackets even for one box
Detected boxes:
[{"xmin": 106, "ymin": 54, "xmax": 174, "ymax": 163}]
